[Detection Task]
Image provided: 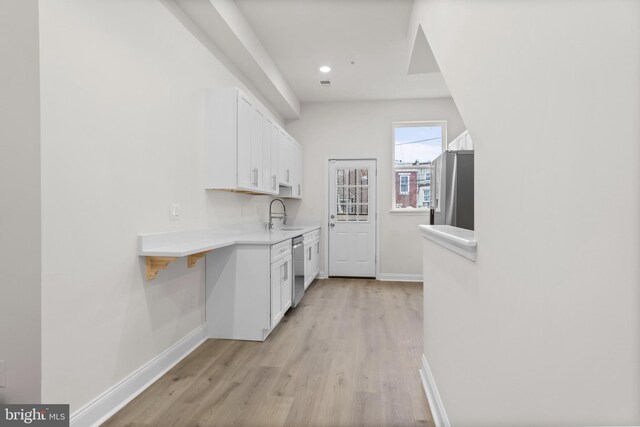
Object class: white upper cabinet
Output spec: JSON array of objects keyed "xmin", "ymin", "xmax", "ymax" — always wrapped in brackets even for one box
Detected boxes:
[
  {"xmin": 277, "ymin": 133, "xmax": 303, "ymax": 199},
  {"xmin": 206, "ymin": 87, "xmax": 302, "ymax": 198},
  {"xmin": 278, "ymin": 129, "xmax": 292, "ymax": 186},
  {"xmin": 448, "ymin": 130, "xmax": 474, "ymax": 151},
  {"xmin": 249, "ymin": 106, "xmax": 265, "ymax": 191},
  {"xmin": 292, "ymin": 141, "xmax": 303, "ymax": 199},
  {"xmin": 236, "ymin": 93, "xmax": 253, "ymax": 190},
  {"xmin": 263, "ymin": 117, "xmax": 279, "ymax": 195}
]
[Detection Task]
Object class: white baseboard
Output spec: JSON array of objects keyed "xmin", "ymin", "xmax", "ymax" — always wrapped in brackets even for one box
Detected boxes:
[
  {"xmin": 377, "ymin": 273, "xmax": 423, "ymax": 282},
  {"xmin": 419, "ymin": 354, "xmax": 450, "ymax": 427},
  {"xmin": 70, "ymin": 325, "xmax": 206, "ymax": 427},
  {"xmin": 318, "ymin": 271, "xmax": 328, "ymax": 279}
]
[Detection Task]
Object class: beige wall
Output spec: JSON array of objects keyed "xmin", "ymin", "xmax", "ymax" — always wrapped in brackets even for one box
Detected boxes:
[
  {"xmin": 0, "ymin": 0, "xmax": 42, "ymax": 404},
  {"xmin": 39, "ymin": 0, "xmax": 280, "ymax": 412},
  {"xmin": 416, "ymin": 0, "xmax": 640, "ymax": 425},
  {"xmin": 285, "ymin": 99, "xmax": 465, "ymax": 279}
]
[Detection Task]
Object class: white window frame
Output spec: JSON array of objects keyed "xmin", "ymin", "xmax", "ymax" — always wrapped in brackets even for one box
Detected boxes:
[
  {"xmin": 391, "ymin": 121, "xmax": 447, "ymax": 213},
  {"xmin": 399, "ymin": 173, "xmax": 410, "ymax": 195}
]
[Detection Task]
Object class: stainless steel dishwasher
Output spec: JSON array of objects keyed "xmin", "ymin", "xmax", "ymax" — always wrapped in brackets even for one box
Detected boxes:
[{"xmin": 292, "ymin": 235, "xmax": 305, "ymax": 308}]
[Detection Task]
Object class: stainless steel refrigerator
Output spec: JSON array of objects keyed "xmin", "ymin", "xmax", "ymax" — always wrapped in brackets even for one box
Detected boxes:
[{"xmin": 430, "ymin": 150, "xmax": 474, "ymax": 230}]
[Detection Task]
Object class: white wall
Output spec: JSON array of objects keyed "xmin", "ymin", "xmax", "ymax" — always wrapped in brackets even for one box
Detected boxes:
[
  {"xmin": 39, "ymin": 0, "xmax": 280, "ymax": 413},
  {"xmin": 0, "ymin": 0, "xmax": 41, "ymax": 404},
  {"xmin": 415, "ymin": 0, "xmax": 640, "ymax": 425},
  {"xmin": 285, "ymin": 99, "xmax": 465, "ymax": 278}
]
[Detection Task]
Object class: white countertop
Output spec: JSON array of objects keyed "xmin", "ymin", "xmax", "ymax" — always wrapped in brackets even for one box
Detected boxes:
[
  {"xmin": 419, "ymin": 224, "xmax": 477, "ymax": 261},
  {"xmin": 138, "ymin": 224, "xmax": 321, "ymax": 257}
]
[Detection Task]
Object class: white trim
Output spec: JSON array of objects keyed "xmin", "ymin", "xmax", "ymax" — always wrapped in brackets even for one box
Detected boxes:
[
  {"xmin": 70, "ymin": 325, "xmax": 206, "ymax": 427},
  {"xmin": 318, "ymin": 271, "xmax": 328, "ymax": 279},
  {"xmin": 389, "ymin": 209, "xmax": 430, "ymax": 215},
  {"xmin": 391, "ymin": 120, "xmax": 447, "ymax": 211},
  {"xmin": 419, "ymin": 354, "xmax": 451, "ymax": 427},
  {"xmin": 377, "ymin": 273, "xmax": 423, "ymax": 282},
  {"xmin": 419, "ymin": 224, "xmax": 477, "ymax": 261}
]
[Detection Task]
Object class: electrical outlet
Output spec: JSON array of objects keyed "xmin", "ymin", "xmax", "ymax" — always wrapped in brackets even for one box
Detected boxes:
[
  {"xmin": 169, "ymin": 203, "xmax": 180, "ymax": 220},
  {"xmin": 0, "ymin": 360, "xmax": 6, "ymax": 388}
]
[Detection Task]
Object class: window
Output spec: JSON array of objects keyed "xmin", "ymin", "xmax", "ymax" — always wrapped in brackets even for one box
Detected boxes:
[
  {"xmin": 335, "ymin": 168, "xmax": 369, "ymax": 222},
  {"xmin": 399, "ymin": 174, "xmax": 410, "ymax": 195},
  {"xmin": 392, "ymin": 122, "xmax": 446, "ymax": 211}
]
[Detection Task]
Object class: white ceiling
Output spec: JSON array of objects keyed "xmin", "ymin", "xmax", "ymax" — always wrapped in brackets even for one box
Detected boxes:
[{"xmin": 234, "ymin": 0, "xmax": 450, "ymax": 103}]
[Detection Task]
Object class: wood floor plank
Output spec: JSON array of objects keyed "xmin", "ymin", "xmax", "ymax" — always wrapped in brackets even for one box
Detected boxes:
[
  {"xmin": 348, "ymin": 391, "xmax": 383, "ymax": 426},
  {"xmin": 103, "ymin": 278, "xmax": 433, "ymax": 427},
  {"xmin": 309, "ymin": 350, "xmax": 357, "ymax": 426}
]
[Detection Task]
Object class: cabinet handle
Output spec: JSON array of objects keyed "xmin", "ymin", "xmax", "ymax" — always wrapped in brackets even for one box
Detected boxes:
[
  {"xmin": 308, "ymin": 247, "xmax": 311, "ymax": 261},
  {"xmin": 297, "ymin": 184, "xmax": 301, "ymax": 195},
  {"xmin": 286, "ymin": 169, "xmax": 290, "ymax": 182},
  {"xmin": 272, "ymin": 175, "xmax": 277, "ymax": 190},
  {"xmin": 253, "ymin": 168, "xmax": 259, "ymax": 186},
  {"xmin": 283, "ymin": 261, "xmax": 288, "ymax": 281}
]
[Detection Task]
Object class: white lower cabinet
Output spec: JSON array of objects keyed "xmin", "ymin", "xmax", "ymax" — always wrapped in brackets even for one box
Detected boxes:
[
  {"xmin": 304, "ymin": 242, "xmax": 313, "ymax": 289},
  {"xmin": 313, "ymin": 239, "xmax": 320, "ymax": 278},
  {"xmin": 281, "ymin": 261, "xmax": 292, "ymax": 312},
  {"xmin": 303, "ymin": 229, "xmax": 320, "ymax": 289},
  {"xmin": 270, "ymin": 261, "xmax": 283, "ymax": 327},
  {"xmin": 270, "ymin": 247, "xmax": 292, "ymax": 329},
  {"xmin": 206, "ymin": 240, "xmax": 291, "ymax": 341}
]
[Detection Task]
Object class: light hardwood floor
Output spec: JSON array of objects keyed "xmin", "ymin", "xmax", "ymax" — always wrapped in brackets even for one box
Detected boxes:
[{"xmin": 104, "ymin": 278, "xmax": 432, "ymax": 427}]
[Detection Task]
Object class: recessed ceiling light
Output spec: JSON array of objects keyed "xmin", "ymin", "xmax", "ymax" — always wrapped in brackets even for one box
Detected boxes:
[{"xmin": 319, "ymin": 66, "xmax": 331, "ymax": 73}]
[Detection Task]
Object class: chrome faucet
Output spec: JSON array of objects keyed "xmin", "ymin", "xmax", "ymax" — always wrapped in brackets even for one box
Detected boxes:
[{"xmin": 268, "ymin": 198, "xmax": 287, "ymax": 229}]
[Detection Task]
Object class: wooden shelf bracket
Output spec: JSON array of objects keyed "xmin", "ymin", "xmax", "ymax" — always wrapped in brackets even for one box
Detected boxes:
[
  {"xmin": 146, "ymin": 256, "xmax": 177, "ymax": 281},
  {"xmin": 188, "ymin": 250, "xmax": 212, "ymax": 268}
]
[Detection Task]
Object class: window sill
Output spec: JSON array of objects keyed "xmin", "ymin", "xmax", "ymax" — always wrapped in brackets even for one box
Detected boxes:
[{"xmin": 389, "ymin": 209, "xmax": 430, "ymax": 216}]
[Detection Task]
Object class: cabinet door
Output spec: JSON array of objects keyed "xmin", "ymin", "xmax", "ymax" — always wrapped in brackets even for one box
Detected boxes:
[
  {"xmin": 313, "ymin": 241, "xmax": 320, "ymax": 277},
  {"xmin": 237, "ymin": 94, "xmax": 253, "ymax": 190},
  {"xmin": 278, "ymin": 130, "xmax": 291, "ymax": 186},
  {"xmin": 281, "ymin": 259, "xmax": 292, "ymax": 312},
  {"xmin": 270, "ymin": 260, "xmax": 283, "ymax": 328},
  {"xmin": 464, "ymin": 132, "xmax": 473, "ymax": 150},
  {"xmin": 263, "ymin": 117, "xmax": 277, "ymax": 194},
  {"xmin": 270, "ymin": 123, "xmax": 279, "ymax": 193},
  {"xmin": 250, "ymin": 108, "xmax": 264, "ymax": 190},
  {"xmin": 297, "ymin": 143, "xmax": 303, "ymax": 198},
  {"xmin": 304, "ymin": 244, "xmax": 313, "ymax": 289},
  {"xmin": 291, "ymin": 141, "xmax": 303, "ymax": 198}
]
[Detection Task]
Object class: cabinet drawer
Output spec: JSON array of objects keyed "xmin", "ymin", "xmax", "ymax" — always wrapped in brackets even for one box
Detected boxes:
[
  {"xmin": 303, "ymin": 229, "xmax": 320, "ymax": 243},
  {"xmin": 271, "ymin": 240, "xmax": 291, "ymax": 263}
]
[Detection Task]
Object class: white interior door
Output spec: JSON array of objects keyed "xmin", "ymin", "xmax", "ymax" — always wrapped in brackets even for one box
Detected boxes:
[{"xmin": 329, "ymin": 159, "xmax": 376, "ymax": 277}]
